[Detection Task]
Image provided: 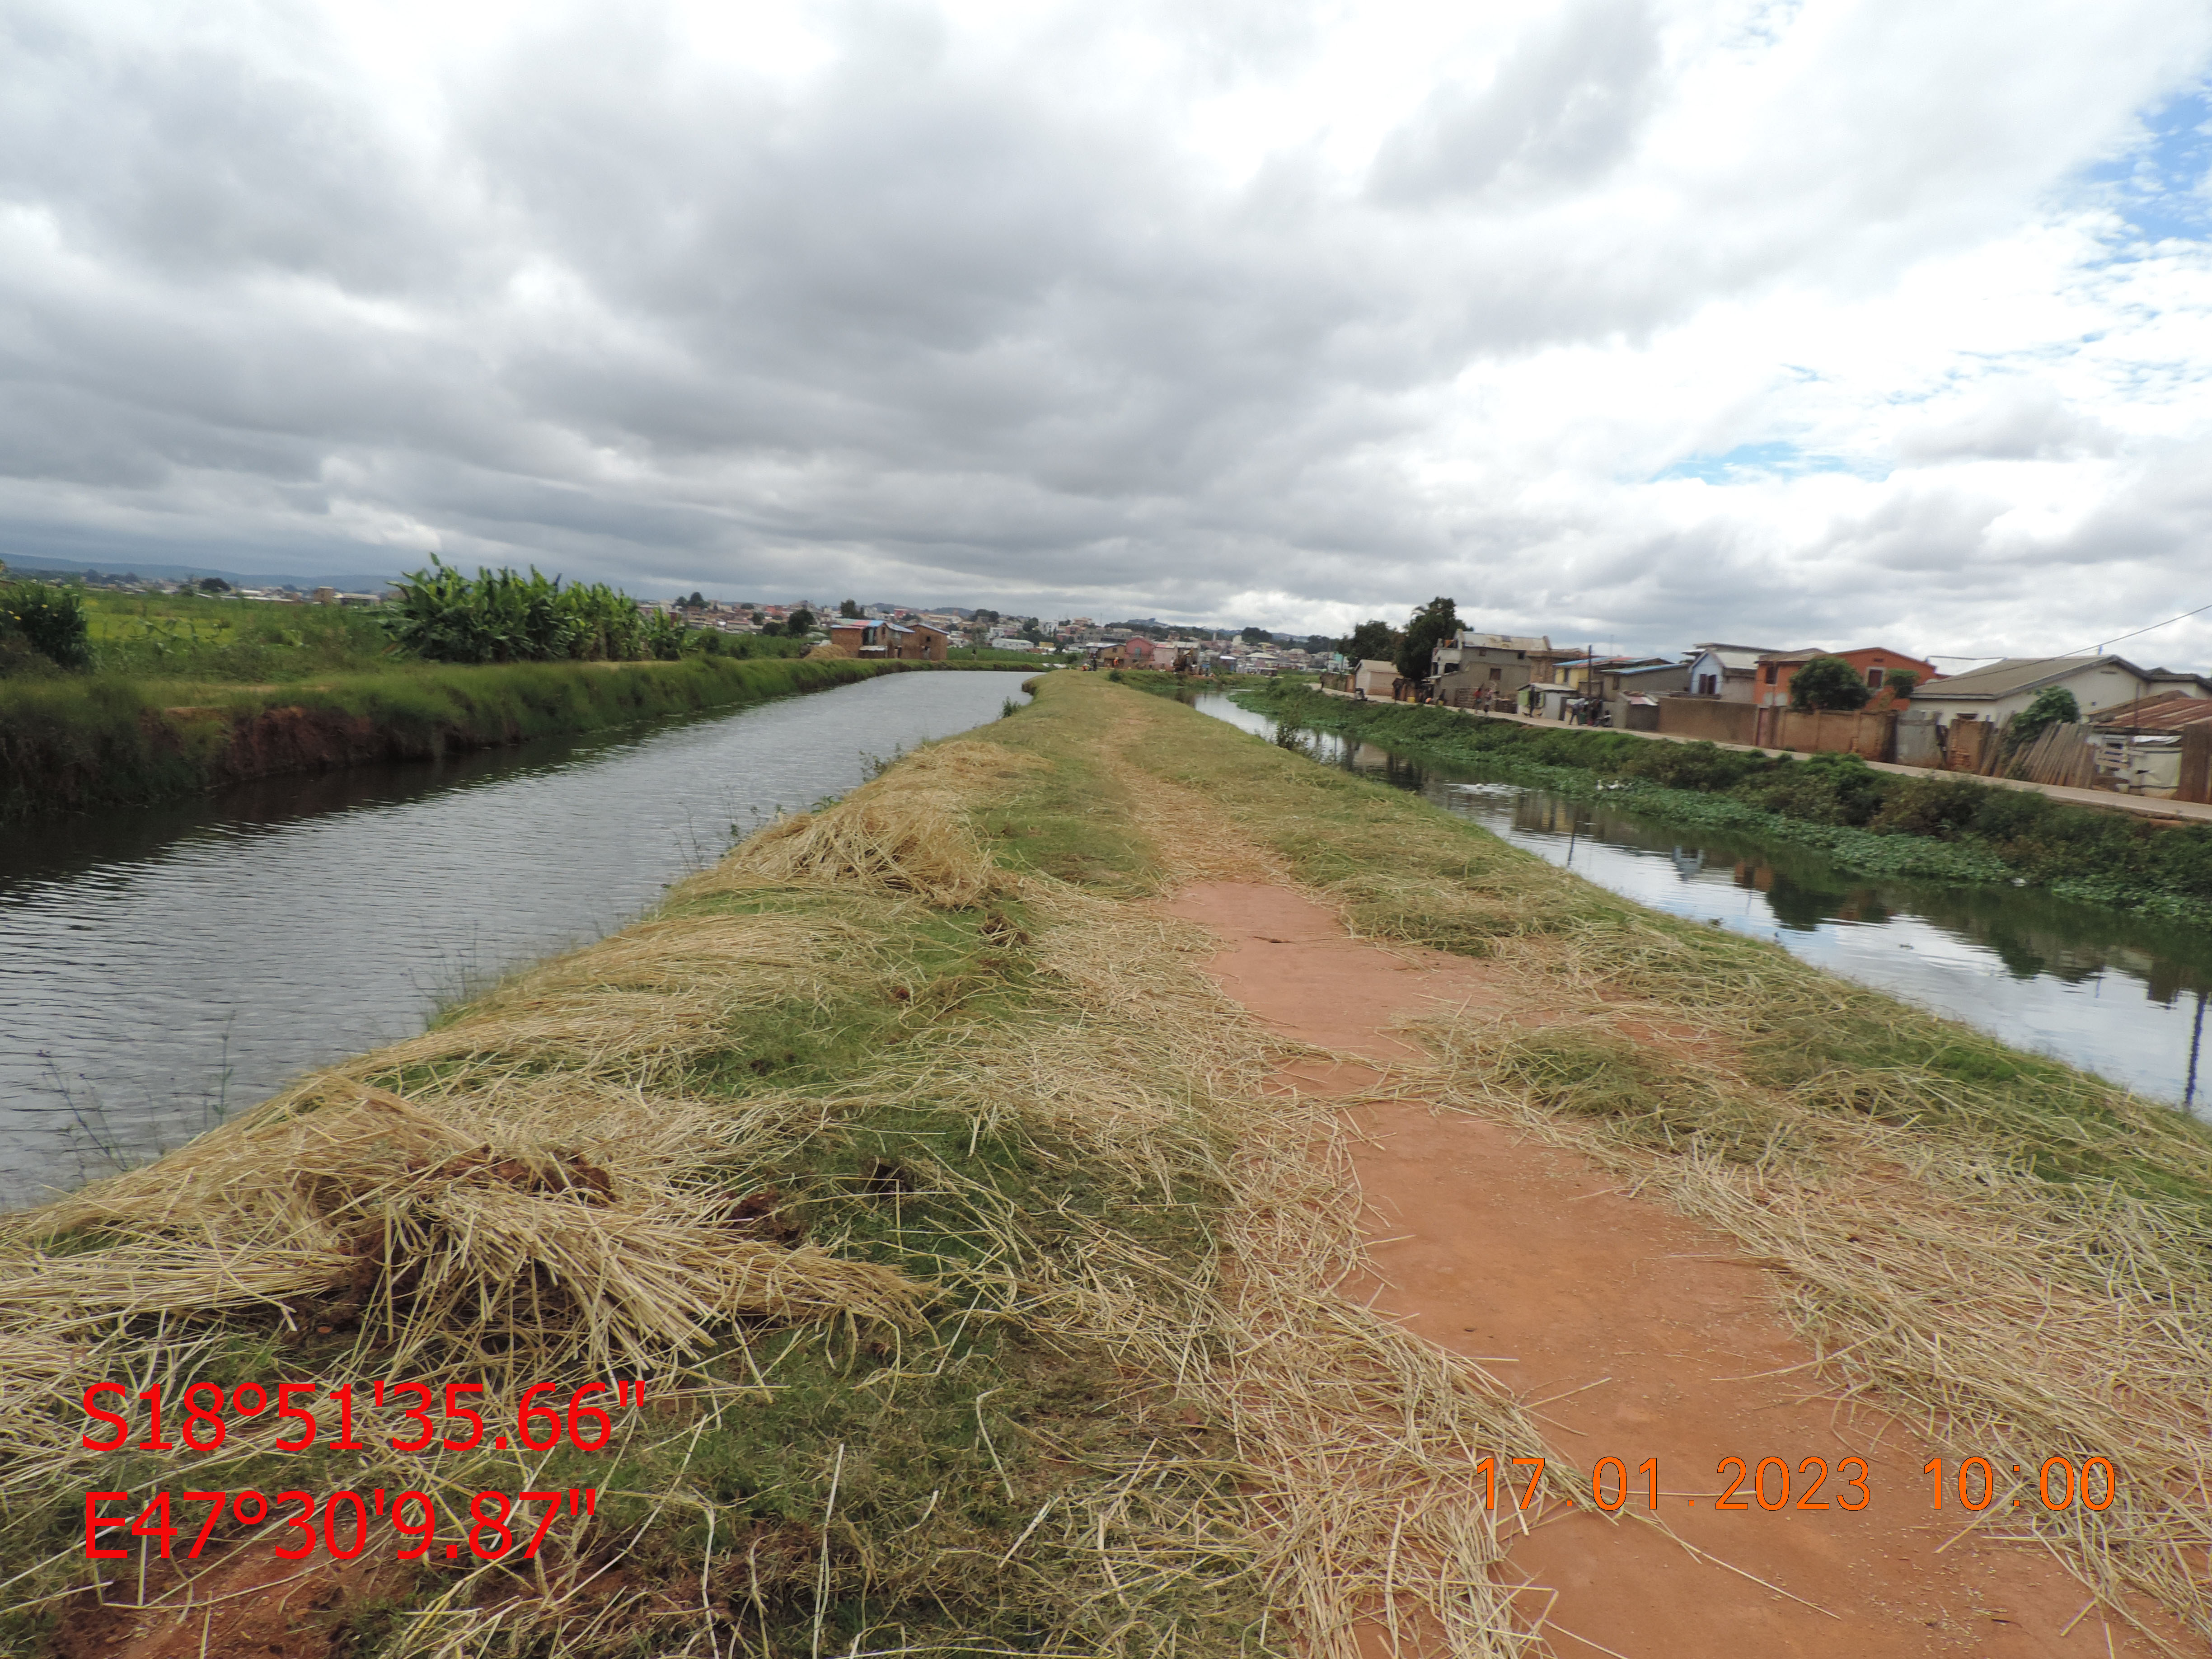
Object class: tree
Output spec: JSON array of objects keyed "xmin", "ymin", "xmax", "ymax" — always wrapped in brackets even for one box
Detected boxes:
[
  {"xmin": 1789, "ymin": 655, "xmax": 1873, "ymax": 712},
  {"xmin": 787, "ymin": 607, "xmax": 817, "ymax": 635},
  {"xmin": 197, "ymin": 576, "xmax": 231, "ymax": 594},
  {"xmin": 839, "ymin": 598, "xmax": 861, "ymax": 618},
  {"xmin": 1884, "ymin": 668, "xmax": 1921, "ymax": 700},
  {"xmin": 2011, "ymin": 684, "xmax": 2081, "ymax": 744},
  {"xmin": 684, "ymin": 590, "xmax": 706, "ymax": 609},
  {"xmin": 1341, "ymin": 619, "xmax": 1398, "ymax": 663},
  {"xmin": 1395, "ymin": 596, "xmax": 1459, "ymax": 682},
  {"xmin": 1239, "ymin": 625, "xmax": 1269, "ymax": 644}
]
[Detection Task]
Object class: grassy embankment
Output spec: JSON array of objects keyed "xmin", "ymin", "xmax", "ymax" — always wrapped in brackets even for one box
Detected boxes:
[
  {"xmin": 1, "ymin": 589, "xmax": 1062, "ymax": 818},
  {"xmin": 0, "ymin": 656, "xmax": 928, "ymax": 820},
  {"xmin": 3, "ymin": 675, "xmax": 2208, "ymax": 1654},
  {"xmin": 1227, "ymin": 676, "xmax": 2212, "ymax": 923}
]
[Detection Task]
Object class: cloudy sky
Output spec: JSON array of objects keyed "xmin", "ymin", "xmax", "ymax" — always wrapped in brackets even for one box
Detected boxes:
[{"xmin": 4, "ymin": 0, "xmax": 2210, "ymax": 657}]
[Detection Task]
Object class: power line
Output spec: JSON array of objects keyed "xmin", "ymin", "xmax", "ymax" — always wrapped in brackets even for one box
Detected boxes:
[
  {"xmin": 2066, "ymin": 598, "xmax": 2212, "ymax": 659},
  {"xmin": 1925, "ymin": 598, "xmax": 2212, "ymax": 665}
]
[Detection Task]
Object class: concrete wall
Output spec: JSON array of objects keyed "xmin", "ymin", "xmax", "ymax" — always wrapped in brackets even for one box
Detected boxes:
[
  {"xmin": 1756, "ymin": 707, "xmax": 1896, "ymax": 760},
  {"xmin": 1658, "ymin": 696, "xmax": 1758, "ymax": 745},
  {"xmin": 1895, "ymin": 712, "xmax": 1943, "ymax": 768}
]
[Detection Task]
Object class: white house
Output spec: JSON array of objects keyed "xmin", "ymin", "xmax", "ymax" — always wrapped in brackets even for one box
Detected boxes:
[
  {"xmin": 1681, "ymin": 643, "xmax": 1781, "ymax": 703},
  {"xmin": 1907, "ymin": 657, "xmax": 2211, "ymax": 725}
]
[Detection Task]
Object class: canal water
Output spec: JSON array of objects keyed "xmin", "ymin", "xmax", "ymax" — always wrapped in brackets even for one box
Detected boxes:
[
  {"xmin": 1188, "ymin": 692, "xmax": 2212, "ymax": 1116},
  {"xmin": 0, "ymin": 671, "xmax": 1036, "ymax": 1207}
]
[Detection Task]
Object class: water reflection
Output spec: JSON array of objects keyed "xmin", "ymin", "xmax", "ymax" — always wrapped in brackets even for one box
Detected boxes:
[{"xmin": 1187, "ymin": 693, "xmax": 2212, "ymax": 1113}]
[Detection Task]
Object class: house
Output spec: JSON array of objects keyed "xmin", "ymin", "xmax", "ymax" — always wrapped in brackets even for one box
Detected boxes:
[
  {"xmin": 1906, "ymin": 657, "xmax": 2210, "ymax": 726},
  {"xmin": 1753, "ymin": 647, "xmax": 1937, "ymax": 708},
  {"xmin": 1351, "ymin": 658, "xmax": 1401, "ymax": 698},
  {"xmin": 1682, "ymin": 643, "xmax": 1781, "ymax": 703},
  {"xmin": 1518, "ymin": 682, "xmax": 1578, "ymax": 721},
  {"xmin": 900, "ymin": 623, "xmax": 951, "ymax": 661},
  {"xmin": 1601, "ymin": 660, "xmax": 1693, "ymax": 725},
  {"xmin": 1430, "ymin": 631, "xmax": 1551, "ymax": 687},
  {"xmin": 820, "ymin": 620, "xmax": 950, "ymax": 661},
  {"xmin": 2085, "ymin": 694, "xmax": 2212, "ymax": 799}
]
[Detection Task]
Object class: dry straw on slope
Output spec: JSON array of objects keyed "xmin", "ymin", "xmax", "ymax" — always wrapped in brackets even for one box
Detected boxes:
[
  {"xmin": 1, "ymin": 906, "xmax": 927, "ymax": 1386},
  {"xmin": 704, "ymin": 741, "xmax": 1047, "ymax": 909},
  {"xmin": 1410, "ymin": 993, "xmax": 2212, "ymax": 1649}
]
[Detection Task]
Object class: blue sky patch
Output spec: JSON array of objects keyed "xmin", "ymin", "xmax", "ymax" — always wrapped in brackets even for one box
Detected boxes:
[
  {"xmin": 1652, "ymin": 441, "xmax": 1876, "ymax": 484},
  {"xmin": 2084, "ymin": 84, "xmax": 2212, "ymax": 244}
]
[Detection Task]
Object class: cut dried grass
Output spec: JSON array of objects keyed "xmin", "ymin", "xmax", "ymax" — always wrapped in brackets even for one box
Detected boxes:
[
  {"xmin": 707, "ymin": 740, "xmax": 1046, "ymax": 909},
  {"xmin": 1, "ymin": 901, "xmax": 932, "ymax": 1388}
]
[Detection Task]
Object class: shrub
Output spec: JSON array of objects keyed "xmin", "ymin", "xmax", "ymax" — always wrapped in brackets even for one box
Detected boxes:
[
  {"xmin": 1869, "ymin": 774, "xmax": 1982, "ymax": 838},
  {"xmin": 1739, "ymin": 750, "xmax": 1885, "ymax": 825},
  {"xmin": 2011, "ymin": 685, "xmax": 2081, "ymax": 745},
  {"xmin": 1789, "ymin": 655, "xmax": 1872, "ymax": 712},
  {"xmin": 0, "ymin": 580, "xmax": 92, "ymax": 670},
  {"xmin": 1620, "ymin": 740, "xmax": 1768, "ymax": 793}
]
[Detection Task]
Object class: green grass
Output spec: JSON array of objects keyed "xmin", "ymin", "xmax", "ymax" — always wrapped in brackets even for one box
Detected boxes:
[
  {"xmin": 1082, "ymin": 675, "xmax": 2212, "ymax": 1209},
  {"xmin": 75, "ymin": 588, "xmax": 402, "ymax": 680},
  {"xmin": 0, "ymin": 656, "xmax": 952, "ymax": 820},
  {"xmin": 1232, "ymin": 680, "xmax": 2212, "ymax": 924}
]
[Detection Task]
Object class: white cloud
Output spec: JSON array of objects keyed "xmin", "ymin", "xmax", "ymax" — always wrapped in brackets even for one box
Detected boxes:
[{"xmin": 0, "ymin": 0, "xmax": 2209, "ymax": 659}]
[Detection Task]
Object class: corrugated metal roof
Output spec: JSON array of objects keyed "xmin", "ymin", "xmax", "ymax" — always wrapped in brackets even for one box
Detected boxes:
[
  {"xmin": 1914, "ymin": 656, "xmax": 2147, "ymax": 701},
  {"xmin": 1455, "ymin": 632, "xmax": 1551, "ymax": 651},
  {"xmin": 2092, "ymin": 693, "xmax": 2212, "ymax": 731}
]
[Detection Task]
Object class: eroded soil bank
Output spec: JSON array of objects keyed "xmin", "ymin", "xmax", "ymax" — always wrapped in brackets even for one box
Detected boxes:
[{"xmin": 5, "ymin": 675, "xmax": 2207, "ymax": 1658}]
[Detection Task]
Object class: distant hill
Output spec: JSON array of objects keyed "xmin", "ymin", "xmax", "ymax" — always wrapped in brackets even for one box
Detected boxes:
[{"xmin": 0, "ymin": 551, "xmax": 400, "ymax": 592}]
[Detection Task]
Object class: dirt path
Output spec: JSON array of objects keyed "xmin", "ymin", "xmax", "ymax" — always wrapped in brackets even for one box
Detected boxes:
[{"xmin": 1161, "ymin": 881, "xmax": 2189, "ymax": 1659}]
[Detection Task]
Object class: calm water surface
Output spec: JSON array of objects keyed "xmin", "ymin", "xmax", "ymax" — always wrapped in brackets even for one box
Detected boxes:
[
  {"xmin": 1189, "ymin": 692, "xmax": 2212, "ymax": 1115},
  {"xmin": 0, "ymin": 672, "xmax": 1036, "ymax": 1205}
]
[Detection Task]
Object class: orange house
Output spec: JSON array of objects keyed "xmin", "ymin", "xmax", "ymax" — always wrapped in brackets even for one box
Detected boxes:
[
  {"xmin": 821, "ymin": 620, "xmax": 948, "ymax": 661},
  {"xmin": 1754, "ymin": 647, "xmax": 1937, "ymax": 708}
]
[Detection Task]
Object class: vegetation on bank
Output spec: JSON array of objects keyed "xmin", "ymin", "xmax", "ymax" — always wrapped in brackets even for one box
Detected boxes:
[
  {"xmin": 1229, "ymin": 678, "xmax": 2212, "ymax": 923},
  {"xmin": 0, "ymin": 685, "xmax": 1561, "ymax": 1657},
  {"xmin": 386, "ymin": 560, "xmax": 689, "ymax": 664},
  {"xmin": 5, "ymin": 675, "xmax": 2207, "ymax": 1654},
  {"xmin": 0, "ymin": 655, "xmax": 914, "ymax": 819},
  {"xmin": 4, "ymin": 575, "xmax": 819, "ymax": 683}
]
